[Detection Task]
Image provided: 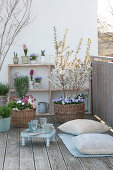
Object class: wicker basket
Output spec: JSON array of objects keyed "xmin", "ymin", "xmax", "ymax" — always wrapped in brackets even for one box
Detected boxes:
[
  {"xmin": 54, "ymin": 103, "xmax": 85, "ymax": 123},
  {"xmin": 11, "ymin": 108, "xmax": 36, "ymax": 127},
  {"xmin": 0, "ymin": 96, "xmax": 7, "ymax": 106}
]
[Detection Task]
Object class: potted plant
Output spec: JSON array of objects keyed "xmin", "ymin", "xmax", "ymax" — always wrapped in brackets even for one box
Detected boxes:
[
  {"xmin": 40, "ymin": 50, "xmax": 46, "ymax": 61},
  {"xmin": 30, "ymin": 53, "xmax": 38, "ymax": 64},
  {"xmin": 8, "ymin": 95, "xmax": 37, "ymax": 127},
  {"xmin": 0, "ymin": 82, "xmax": 10, "ymax": 106},
  {"xmin": 14, "ymin": 76, "xmax": 29, "ymax": 99},
  {"xmin": 29, "ymin": 69, "xmax": 34, "ymax": 89},
  {"xmin": 13, "ymin": 52, "xmax": 19, "ymax": 64},
  {"xmin": 50, "ymin": 27, "xmax": 92, "ymax": 123},
  {"xmin": 21, "ymin": 44, "xmax": 29, "ymax": 64},
  {"xmin": 34, "ymin": 76, "xmax": 42, "ymax": 88},
  {"xmin": 0, "ymin": 105, "xmax": 12, "ymax": 131}
]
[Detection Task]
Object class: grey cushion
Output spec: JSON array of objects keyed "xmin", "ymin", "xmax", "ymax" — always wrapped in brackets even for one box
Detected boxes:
[
  {"xmin": 58, "ymin": 119, "xmax": 110, "ymax": 135},
  {"xmin": 72, "ymin": 133, "xmax": 113, "ymax": 154}
]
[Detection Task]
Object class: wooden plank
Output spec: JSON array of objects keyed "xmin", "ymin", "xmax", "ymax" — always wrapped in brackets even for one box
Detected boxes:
[
  {"xmin": 0, "ymin": 132, "xmax": 8, "ymax": 170},
  {"xmin": 46, "ymin": 139, "xmax": 67, "ymax": 170},
  {"xmin": 10, "ymin": 89, "xmax": 49, "ymax": 92},
  {"xmin": 93, "ymin": 157, "xmax": 113, "ymax": 170},
  {"xmin": 20, "ymin": 128, "xmax": 35, "ymax": 170},
  {"xmin": 3, "ymin": 128, "xmax": 19, "ymax": 170},
  {"xmin": 53, "ymin": 118, "xmax": 83, "ymax": 170},
  {"xmin": 92, "ymin": 61, "xmax": 97, "ymax": 115},
  {"xmin": 78, "ymin": 158, "xmax": 99, "ymax": 170},
  {"xmin": 32, "ymin": 138, "xmax": 51, "ymax": 170},
  {"xmin": 91, "ymin": 55, "xmax": 113, "ymax": 61},
  {"xmin": 56, "ymin": 136, "xmax": 83, "ymax": 170},
  {"xmin": 8, "ymin": 64, "xmax": 54, "ymax": 67},
  {"xmin": 107, "ymin": 157, "xmax": 113, "ymax": 167}
]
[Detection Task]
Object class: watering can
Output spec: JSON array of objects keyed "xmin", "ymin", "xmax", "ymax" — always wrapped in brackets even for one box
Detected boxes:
[{"xmin": 38, "ymin": 102, "xmax": 49, "ymax": 113}]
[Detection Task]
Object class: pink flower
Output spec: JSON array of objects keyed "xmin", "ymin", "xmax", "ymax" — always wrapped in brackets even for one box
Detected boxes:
[
  {"xmin": 23, "ymin": 44, "xmax": 28, "ymax": 56},
  {"xmin": 22, "ymin": 96, "xmax": 28, "ymax": 104},
  {"xmin": 30, "ymin": 70, "xmax": 34, "ymax": 81},
  {"xmin": 23, "ymin": 44, "xmax": 27, "ymax": 50},
  {"xmin": 30, "ymin": 70, "xmax": 34, "ymax": 76}
]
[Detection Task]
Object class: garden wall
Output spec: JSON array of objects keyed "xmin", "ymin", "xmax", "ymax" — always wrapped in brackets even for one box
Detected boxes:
[{"xmin": 0, "ymin": 0, "xmax": 98, "ymax": 82}]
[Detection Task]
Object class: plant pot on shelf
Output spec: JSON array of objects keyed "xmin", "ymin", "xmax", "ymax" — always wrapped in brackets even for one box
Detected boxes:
[
  {"xmin": 35, "ymin": 82, "xmax": 41, "ymax": 88},
  {"xmin": 11, "ymin": 108, "xmax": 36, "ymax": 127},
  {"xmin": 29, "ymin": 80, "xmax": 34, "ymax": 89},
  {"xmin": 21, "ymin": 56, "xmax": 29, "ymax": 64},
  {"xmin": 13, "ymin": 56, "xmax": 19, "ymax": 64},
  {"xmin": 30, "ymin": 60, "xmax": 37, "ymax": 64},
  {"xmin": 54, "ymin": 103, "xmax": 85, "ymax": 123},
  {"xmin": 40, "ymin": 55, "xmax": 45, "ymax": 62}
]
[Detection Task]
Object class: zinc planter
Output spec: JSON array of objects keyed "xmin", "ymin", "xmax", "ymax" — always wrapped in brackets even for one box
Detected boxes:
[
  {"xmin": 54, "ymin": 103, "xmax": 85, "ymax": 123},
  {"xmin": 21, "ymin": 56, "xmax": 29, "ymax": 64},
  {"xmin": 0, "ymin": 117, "xmax": 11, "ymax": 131}
]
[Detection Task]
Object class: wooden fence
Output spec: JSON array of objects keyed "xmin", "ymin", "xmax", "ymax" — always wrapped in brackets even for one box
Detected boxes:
[{"xmin": 92, "ymin": 56, "xmax": 113, "ymax": 127}]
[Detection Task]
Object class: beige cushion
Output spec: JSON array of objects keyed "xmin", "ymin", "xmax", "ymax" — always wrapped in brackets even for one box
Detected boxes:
[
  {"xmin": 58, "ymin": 119, "xmax": 110, "ymax": 135},
  {"xmin": 72, "ymin": 133, "xmax": 113, "ymax": 154}
]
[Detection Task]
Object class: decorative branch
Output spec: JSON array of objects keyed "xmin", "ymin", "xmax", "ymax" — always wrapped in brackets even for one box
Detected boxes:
[{"xmin": 0, "ymin": 0, "xmax": 36, "ymax": 70}]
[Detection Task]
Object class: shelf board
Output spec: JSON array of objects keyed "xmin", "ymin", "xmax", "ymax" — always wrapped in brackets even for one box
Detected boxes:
[
  {"xmin": 10, "ymin": 89, "xmax": 49, "ymax": 92},
  {"xmin": 51, "ymin": 88, "xmax": 90, "ymax": 91},
  {"xmin": 8, "ymin": 63, "xmax": 54, "ymax": 67},
  {"xmin": 36, "ymin": 113, "xmax": 55, "ymax": 116}
]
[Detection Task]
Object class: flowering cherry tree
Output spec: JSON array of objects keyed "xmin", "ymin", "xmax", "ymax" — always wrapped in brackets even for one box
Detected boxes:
[{"xmin": 50, "ymin": 27, "xmax": 92, "ymax": 99}]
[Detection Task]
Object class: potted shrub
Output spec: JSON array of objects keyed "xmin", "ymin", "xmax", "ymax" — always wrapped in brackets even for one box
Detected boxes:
[
  {"xmin": 0, "ymin": 105, "xmax": 12, "ymax": 131},
  {"xmin": 0, "ymin": 82, "xmax": 10, "ymax": 106},
  {"xmin": 8, "ymin": 95, "xmax": 37, "ymax": 127},
  {"xmin": 14, "ymin": 76, "xmax": 29, "ymax": 99},
  {"xmin": 10, "ymin": 76, "xmax": 36, "ymax": 127},
  {"xmin": 50, "ymin": 27, "xmax": 92, "ymax": 123}
]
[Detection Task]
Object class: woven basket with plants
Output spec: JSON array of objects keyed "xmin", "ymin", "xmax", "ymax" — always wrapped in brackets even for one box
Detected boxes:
[
  {"xmin": 53, "ymin": 95, "xmax": 85, "ymax": 123},
  {"xmin": 0, "ymin": 83, "xmax": 9, "ymax": 106},
  {"xmin": 49, "ymin": 27, "xmax": 92, "ymax": 123},
  {"xmin": 8, "ymin": 76, "xmax": 37, "ymax": 127}
]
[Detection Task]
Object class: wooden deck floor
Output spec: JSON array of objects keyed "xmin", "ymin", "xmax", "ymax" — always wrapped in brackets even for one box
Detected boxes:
[{"xmin": 1, "ymin": 115, "xmax": 113, "ymax": 170}]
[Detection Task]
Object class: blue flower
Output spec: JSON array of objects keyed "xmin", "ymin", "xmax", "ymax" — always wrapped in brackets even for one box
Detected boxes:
[{"xmin": 62, "ymin": 100, "xmax": 65, "ymax": 105}]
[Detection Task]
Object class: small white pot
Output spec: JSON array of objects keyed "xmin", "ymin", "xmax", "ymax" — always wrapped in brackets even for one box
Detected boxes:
[
  {"xmin": 35, "ymin": 82, "xmax": 41, "ymax": 89},
  {"xmin": 29, "ymin": 81, "xmax": 34, "ymax": 89},
  {"xmin": 30, "ymin": 60, "xmax": 37, "ymax": 64}
]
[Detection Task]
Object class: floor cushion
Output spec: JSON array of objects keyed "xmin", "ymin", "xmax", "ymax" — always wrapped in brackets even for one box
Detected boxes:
[
  {"xmin": 72, "ymin": 133, "xmax": 113, "ymax": 154},
  {"xmin": 58, "ymin": 119, "xmax": 110, "ymax": 135}
]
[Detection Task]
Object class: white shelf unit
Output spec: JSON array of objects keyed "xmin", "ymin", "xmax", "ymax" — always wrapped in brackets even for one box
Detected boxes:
[{"xmin": 8, "ymin": 64, "xmax": 91, "ymax": 115}]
